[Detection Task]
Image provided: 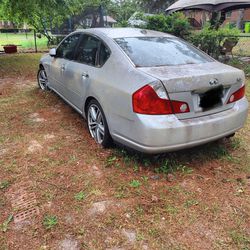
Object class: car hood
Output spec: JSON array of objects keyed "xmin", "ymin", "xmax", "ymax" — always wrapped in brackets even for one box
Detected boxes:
[{"xmin": 138, "ymin": 62, "xmax": 245, "ymax": 93}]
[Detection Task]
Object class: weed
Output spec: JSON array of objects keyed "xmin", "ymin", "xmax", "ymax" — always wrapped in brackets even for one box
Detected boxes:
[
  {"xmin": 43, "ymin": 215, "xmax": 58, "ymax": 229},
  {"xmin": 142, "ymin": 158, "xmax": 151, "ymax": 167},
  {"xmin": 148, "ymin": 228, "xmax": 161, "ymax": 238},
  {"xmin": 154, "ymin": 160, "xmax": 171, "ymax": 174},
  {"xmin": 165, "ymin": 204, "xmax": 179, "ymax": 215},
  {"xmin": 133, "ymin": 164, "xmax": 139, "ymax": 172},
  {"xmin": 136, "ymin": 232, "xmax": 145, "ymax": 241},
  {"xmin": 180, "ymin": 165, "xmax": 193, "ymax": 174},
  {"xmin": 78, "ymin": 227, "xmax": 86, "ymax": 236},
  {"xmin": 129, "ymin": 180, "xmax": 142, "ymax": 188},
  {"xmin": 231, "ymin": 138, "xmax": 242, "ymax": 150},
  {"xmin": 105, "ymin": 156, "xmax": 117, "ymax": 167},
  {"xmin": 135, "ymin": 205, "xmax": 144, "ymax": 216},
  {"xmin": 0, "ymin": 197, "xmax": 6, "ymax": 208},
  {"xmin": 0, "ymin": 180, "xmax": 10, "ymax": 190},
  {"xmin": 230, "ymin": 230, "xmax": 250, "ymax": 248},
  {"xmin": 90, "ymin": 189, "xmax": 102, "ymax": 196},
  {"xmin": 69, "ymin": 154, "xmax": 77, "ymax": 163},
  {"xmin": 0, "ymin": 215, "xmax": 13, "ymax": 232},
  {"xmin": 115, "ymin": 184, "xmax": 128, "ymax": 199},
  {"xmin": 115, "ymin": 191, "xmax": 126, "ymax": 199},
  {"xmin": 155, "ymin": 159, "xmax": 192, "ymax": 175},
  {"xmin": 141, "ymin": 176, "xmax": 149, "ymax": 182},
  {"xmin": 74, "ymin": 191, "xmax": 86, "ymax": 201},
  {"xmin": 184, "ymin": 199, "xmax": 199, "ymax": 208}
]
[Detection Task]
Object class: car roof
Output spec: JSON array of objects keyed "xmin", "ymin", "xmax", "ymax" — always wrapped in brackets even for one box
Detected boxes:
[{"xmin": 76, "ymin": 28, "xmax": 175, "ymax": 39}]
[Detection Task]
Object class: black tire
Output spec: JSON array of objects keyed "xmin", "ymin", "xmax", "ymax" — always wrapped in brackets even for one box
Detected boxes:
[
  {"xmin": 87, "ymin": 99, "xmax": 112, "ymax": 147},
  {"xmin": 37, "ymin": 67, "xmax": 48, "ymax": 90}
]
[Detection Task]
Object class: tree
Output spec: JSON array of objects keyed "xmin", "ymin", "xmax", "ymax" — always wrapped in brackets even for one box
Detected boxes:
[
  {"xmin": 108, "ymin": 0, "xmax": 142, "ymax": 24},
  {"xmin": 0, "ymin": 0, "xmax": 112, "ymax": 41},
  {"xmin": 139, "ymin": 0, "xmax": 176, "ymax": 13}
]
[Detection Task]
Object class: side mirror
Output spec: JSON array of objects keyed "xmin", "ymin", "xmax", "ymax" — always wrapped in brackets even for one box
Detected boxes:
[{"xmin": 49, "ymin": 48, "xmax": 57, "ymax": 57}]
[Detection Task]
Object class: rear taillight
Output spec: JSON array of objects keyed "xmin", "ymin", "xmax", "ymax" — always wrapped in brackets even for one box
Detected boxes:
[
  {"xmin": 132, "ymin": 84, "xmax": 190, "ymax": 115},
  {"xmin": 227, "ymin": 85, "xmax": 245, "ymax": 104}
]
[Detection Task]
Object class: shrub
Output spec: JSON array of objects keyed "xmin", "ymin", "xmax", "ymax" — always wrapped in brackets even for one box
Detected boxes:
[
  {"xmin": 146, "ymin": 13, "xmax": 191, "ymax": 39},
  {"xmin": 189, "ymin": 24, "xmax": 240, "ymax": 58}
]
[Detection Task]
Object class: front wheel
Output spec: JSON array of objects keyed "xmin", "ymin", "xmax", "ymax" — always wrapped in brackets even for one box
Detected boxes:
[
  {"xmin": 37, "ymin": 67, "xmax": 48, "ymax": 90},
  {"xmin": 87, "ymin": 100, "xmax": 112, "ymax": 147}
]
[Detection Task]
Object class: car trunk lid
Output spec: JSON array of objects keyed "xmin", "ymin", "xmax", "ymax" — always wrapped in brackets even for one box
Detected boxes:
[{"xmin": 138, "ymin": 62, "xmax": 245, "ymax": 119}]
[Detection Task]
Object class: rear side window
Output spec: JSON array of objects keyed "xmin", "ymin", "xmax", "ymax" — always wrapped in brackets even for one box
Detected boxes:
[
  {"xmin": 57, "ymin": 34, "xmax": 81, "ymax": 60},
  {"xmin": 75, "ymin": 35, "xmax": 99, "ymax": 66},
  {"xmin": 75, "ymin": 35, "xmax": 110, "ymax": 67},
  {"xmin": 98, "ymin": 43, "xmax": 110, "ymax": 67},
  {"xmin": 115, "ymin": 37, "xmax": 213, "ymax": 67}
]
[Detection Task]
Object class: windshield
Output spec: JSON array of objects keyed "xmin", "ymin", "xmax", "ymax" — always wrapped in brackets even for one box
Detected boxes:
[{"xmin": 115, "ymin": 37, "xmax": 213, "ymax": 67}]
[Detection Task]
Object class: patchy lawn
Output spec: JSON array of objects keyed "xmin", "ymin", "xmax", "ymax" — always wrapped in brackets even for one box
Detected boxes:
[
  {"xmin": 233, "ymin": 37, "xmax": 250, "ymax": 57},
  {"xmin": 0, "ymin": 54, "xmax": 249, "ymax": 250}
]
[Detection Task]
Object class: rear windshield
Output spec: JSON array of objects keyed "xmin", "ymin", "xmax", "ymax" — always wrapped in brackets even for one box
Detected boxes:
[{"xmin": 115, "ymin": 37, "xmax": 213, "ymax": 67}]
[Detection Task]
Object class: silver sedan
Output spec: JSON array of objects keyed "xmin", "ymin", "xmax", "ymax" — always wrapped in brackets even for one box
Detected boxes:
[{"xmin": 38, "ymin": 28, "xmax": 248, "ymax": 153}]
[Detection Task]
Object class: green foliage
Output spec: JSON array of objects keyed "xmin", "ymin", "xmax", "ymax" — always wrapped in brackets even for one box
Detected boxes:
[
  {"xmin": 146, "ymin": 13, "xmax": 191, "ymax": 38},
  {"xmin": 43, "ymin": 215, "xmax": 58, "ymax": 229},
  {"xmin": 154, "ymin": 159, "xmax": 192, "ymax": 175},
  {"xmin": 0, "ymin": 215, "xmax": 13, "ymax": 232},
  {"xmin": 74, "ymin": 191, "xmax": 86, "ymax": 201},
  {"xmin": 110, "ymin": 0, "xmax": 142, "ymax": 24},
  {"xmin": 129, "ymin": 180, "xmax": 141, "ymax": 188},
  {"xmin": 0, "ymin": 0, "xmax": 113, "ymax": 40},
  {"xmin": 0, "ymin": 180, "xmax": 10, "ymax": 190},
  {"xmin": 190, "ymin": 25, "xmax": 240, "ymax": 58}
]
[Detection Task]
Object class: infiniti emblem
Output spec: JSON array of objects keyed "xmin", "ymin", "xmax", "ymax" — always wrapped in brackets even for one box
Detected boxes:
[{"xmin": 209, "ymin": 78, "xmax": 219, "ymax": 86}]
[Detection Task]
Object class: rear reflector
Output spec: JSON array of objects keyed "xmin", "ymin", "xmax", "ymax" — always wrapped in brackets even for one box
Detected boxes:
[
  {"xmin": 132, "ymin": 84, "xmax": 190, "ymax": 115},
  {"xmin": 227, "ymin": 85, "xmax": 245, "ymax": 104}
]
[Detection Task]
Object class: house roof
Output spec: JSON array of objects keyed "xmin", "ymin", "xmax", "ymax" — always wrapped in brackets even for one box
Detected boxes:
[{"xmin": 97, "ymin": 16, "xmax": 117, "ymax": 23}]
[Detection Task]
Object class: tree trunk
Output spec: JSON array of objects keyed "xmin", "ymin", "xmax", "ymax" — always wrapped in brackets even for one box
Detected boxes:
[{"xmin": 236, "ymin": 9, "xmax": 245, "ymax": 30}]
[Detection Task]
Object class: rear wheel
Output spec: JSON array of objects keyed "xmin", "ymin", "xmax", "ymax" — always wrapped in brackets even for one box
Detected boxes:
[
  {"xmin": 87, "ymin": 100, "xmax": 112, "ymax": 147},
  {"xmin": 37, "ymin": 67, "xmax": 48, "ymax": 90}
]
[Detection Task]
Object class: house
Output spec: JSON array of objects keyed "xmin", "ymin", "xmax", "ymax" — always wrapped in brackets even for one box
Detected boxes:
[
  {"xmin": 0, "ymin": 20, "xmax": 15, "ymax": 29},
  {"xmin": 81, "ymin": 15, "xmax": 117, "ymax": 28},
  {"xmin": 185, "ymin": 8, "xmax": 250, "ymax": 30},
  {"xmin": 224, "ymin": 9, "xmax": 250, "ymax": 27},
  {"xmin": 128, "ymin": 12, "xmax": 154, "ymax": 27}
]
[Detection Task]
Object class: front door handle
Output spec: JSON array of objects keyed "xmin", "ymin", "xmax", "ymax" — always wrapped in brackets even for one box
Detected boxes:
[
  {"xmin": 82, "ymin": 72, "xmax": 89, "ymax": 78},
  {"xmin": 61, "ymin": 64, "xmax": 65, "ymax": 71}
]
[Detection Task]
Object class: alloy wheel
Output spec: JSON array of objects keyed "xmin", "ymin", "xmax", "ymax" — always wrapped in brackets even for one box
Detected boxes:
[
  {"xmin": 87, "ymin": 104, "xmax": 105, "ymax": 144},
  {"xmin": 38, "ymin": 69, "xmax": 48, "ymax": 90}
]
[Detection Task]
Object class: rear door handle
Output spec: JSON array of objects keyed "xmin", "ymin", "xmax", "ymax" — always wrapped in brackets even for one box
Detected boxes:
[{"xmin": 82, "ymin": 72, "xmax": 89, "ymax": 78}]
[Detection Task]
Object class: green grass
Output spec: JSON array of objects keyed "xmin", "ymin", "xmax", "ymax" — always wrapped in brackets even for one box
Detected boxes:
[
  {"xmin": 43, "ymin": 215, "xmax": 58, "ymax": 229},
  {"xmin": 0, "ymin": 32, "xmax": 48, "ymax": 51}
]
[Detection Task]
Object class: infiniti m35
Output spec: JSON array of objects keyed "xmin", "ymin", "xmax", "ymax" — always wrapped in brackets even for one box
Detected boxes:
[{"xmin": 38, "ymin": 28, "xmax": 248, "ymax": 153}]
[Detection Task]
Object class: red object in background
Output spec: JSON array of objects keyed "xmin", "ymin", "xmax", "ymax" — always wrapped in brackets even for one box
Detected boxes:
[{"xmin": 3, "ymin": 45, "xmax": 17, "ymax": 53}]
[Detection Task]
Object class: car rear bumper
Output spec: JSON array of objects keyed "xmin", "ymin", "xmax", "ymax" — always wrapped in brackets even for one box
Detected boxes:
[{"xmin": 112, "ymin": 98, "xmax": 248, "ymax": 154}]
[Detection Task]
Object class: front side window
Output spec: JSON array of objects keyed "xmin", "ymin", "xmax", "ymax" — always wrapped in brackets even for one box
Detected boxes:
[
  {"xmin": 57, "ymin": 33, "xmax": 81, "ymax": 60},
  {"xmin": 115, "ymin": 37, "xmax": 213, "ymax": 67}
]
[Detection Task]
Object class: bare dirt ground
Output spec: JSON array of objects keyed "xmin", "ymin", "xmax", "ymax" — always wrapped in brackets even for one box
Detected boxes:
[{"xmin": 0, "ymin": 54, "xmax": 250, "ymax": 250}]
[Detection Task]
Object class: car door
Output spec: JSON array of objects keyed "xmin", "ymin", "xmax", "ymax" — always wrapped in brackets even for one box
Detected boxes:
[
  {"xmin": 49, "ymin": 33, "xmax": 81, "ymax": 98},
  {"xmin": 62, "ymin": 34, "xmax": 110, "ymax": 111}
]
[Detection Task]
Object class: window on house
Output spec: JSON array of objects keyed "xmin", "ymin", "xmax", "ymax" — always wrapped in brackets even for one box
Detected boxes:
[{"xmin": 226, "ymin": 11, "xmax": 232, "ymax": 18}]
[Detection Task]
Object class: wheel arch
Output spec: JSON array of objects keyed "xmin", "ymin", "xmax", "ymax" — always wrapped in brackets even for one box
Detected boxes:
[
  {"xmin": 39, "ymin": 63, "xmax": 44, "ymax": 69},
  {"xmin": 84, "ymin": 96, "xmax": 97, "ymax": 116}
]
